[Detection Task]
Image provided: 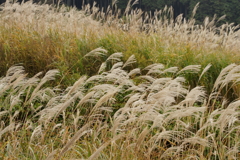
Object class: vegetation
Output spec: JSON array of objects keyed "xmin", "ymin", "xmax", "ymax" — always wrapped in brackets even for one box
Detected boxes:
[
  {"xmin": 29, "ymin": 0, "xmax": 240, "ymax": 25},
  {"xmin": 0, "ymin": 1, "xmax": 240, "ymax": 159},
  {"xmin": 2, "ymin": 1, "xmax": 240, "ymax": 24}
]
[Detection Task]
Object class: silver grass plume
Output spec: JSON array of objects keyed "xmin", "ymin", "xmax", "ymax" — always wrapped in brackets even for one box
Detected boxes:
[
  {"xmin": 30, "ymin": 125, "xmax": 42, "ymax": 143},
  {"xmin": 128, "ymin": 68, "xmax": 141, "ymax": 77},
  {"xmin": 110, "ymin": 62, "xmax": 123, "ymax": 71},
  {"xmin": 106, "ymin": 52, "xmax": 123, "ymax": 62},
  {"xmin": 147, "ymin": 63, "xmax": 165, "ymax": 75},
  {"xmin": 64, "ymin": 75, "xmax": 87, "ymax": 98},
  {"xmin": 177, "ymin": 65, "xmax": 201, "ymax": 75},
  {"xmin": 122, "ymin": 55, "xmax": 137, "ymax": 69},
  {"xmin": 162, "ymin": 67, "xmax": 179, "ymax": 74},
  {"xmin": 0, "ymin": 123, "xmax": 15, "ymax": 139},
  {"xmin": 28, "ymin": 69, "xmax": 59, "ymax": 104},
  {"xmin": 179, "ymin": 86, "xmax": 206, "ymax": 107},
  {"xmin": 198, "ymin": 63, "xmax": 212, "ymax": 82},
  {"xmin": 88, "ymin": 86, "xmax": 120, "ymax": 117},
  {"xmin": 84, "ymin": 47, "xmax": 107, "ymax": 57},
  {"xmin": 98, "ymin": 62, "xmax": 107, "ymax": 74},
  {"xmin": 57, "ymin": 123, "xmax": 91, "ymax": 160},
  {"xmin": 211, "ymin": 64, "xmax": 240, "ymax": 99},
  {"xmin": 88, "ymin": 133, "xmax": 124, "ymax": 160}
]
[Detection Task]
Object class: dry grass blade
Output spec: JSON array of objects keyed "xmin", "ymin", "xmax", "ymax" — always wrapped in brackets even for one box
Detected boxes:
[
  {"xmin": 128, "ymin": 68, "xmax": 141, "ymax": 77},
  {"xmin": 106, "ymin": 52, "xmax": 123, "ymax": 62},
  {"xmin": 179, "ymin": 86, "xmax": 206, "ymax": 107},
  {"xmin": 53, "ymin": 92, "xmax": 83, "ymax": 121},
  {"xmin": 163, "ymin": 67, "xmax": 179, "ymax": 74},
  {"xmin": 6, "ymin": 66, "xmax": 25, "ymax": 77},
  {"xmin": 84, "ymin": 47, "xmax": 108, "ymax": 57},
  {"xmin": 177, "ymin": 65, "xmax": 201, "ymax": 75},
  {"xmin": 88, "ymin": 87, "xmax": 119, "ymax": 117},
  {"xmin": 145, "ymin": 63, "xmax": 165, "ymax": 75},
  {"xmin": 88, "ymin": 133, "xmax": 124, "ymax": 160},
  {"xmin": 183, "ymin": 136, "xmax": 210, "ymax": 147},
  {"xmin": 30, "ymin": 125, "xmax": 42, "ymax": 143},
  {"xmin": 122, "ymin": 55, "xmax": 137, "ymax": 69},
  {"xmin": 37, "ymin": 92, "xmax": 81, "ymax": 123},
  {"xmin": 212, "ymin": 64, "xmax": 237, "ymax": 91},
  {"xmin": 217, "ymin": 15, "xmax": 226, "ymax": 23},
  {"xmin": 98, "ymin": 62, "xmax": 107, "ymax": 74},
  {"xmin": 1, "ymin": 1, "xmax": 240, "ymax": 158},
  {"xmin": 135, "ymin": 127, "xmax": 149, "ymax": 152},
  {"xmin": 46, "ymin": 123, "xmax": 90, "ymax": 160},
  {"xmin": 191, "ymin": 2, "xmax": 200, "ymax": 19},
  {"xmin": 76, "ymin": 91, "xmax": 96, "ymax": 108},
  {"xmin": 45, "ymin": 150, "xmax": 58, "ymax": 160},
  {"xmin": 111, "ymin": 62, "xmax": 123, "ymax": 71},
  {"xmin": 65, "ymin": 76, "xmax": 87, "ymax": 97},
  {"xmin": 163, "ymin": 107, "xmax": 206, "ymax": 124},
  {"xmin": 28, "ymin": 69, "xmax": 59, "ymax": 104},
  {"xmin": 124, "ymin": 0, "xmax": 136, "ymax": 15},
  {"xmin": 198, "ymin": 63, "xmax": 212, "ymax": 82},
  {"xmin": 139, "ymin": 75, "xmax": 156, "ymax": 83},
  {"xmin": 0, "ymin": 123, "xmax": 15, "ymax": 139},
  {"xmin": 112, "ymin": 0, "xmax": 118, "ymax": 6},
  {"xmin": 0, "ymin": 111, "xmax": 8, "ymax": 118}
]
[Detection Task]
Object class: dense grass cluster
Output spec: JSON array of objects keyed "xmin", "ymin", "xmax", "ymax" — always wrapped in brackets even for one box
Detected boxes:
[
  {"xmin": 1, "ymin": 49, "xmax": 240, "ymax": 159},
  {"xmin": 0, "ymin": 1, "xmax": 240, "ymax": 159},
  {"xmin": 0, "ymin": 1, "xmax": 240, "ymax": 89}
]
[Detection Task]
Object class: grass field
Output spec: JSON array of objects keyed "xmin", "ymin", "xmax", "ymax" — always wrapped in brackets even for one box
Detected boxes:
[{"xmin": 0, "ymin": 1, "xmax": 240, "ymax": 159}]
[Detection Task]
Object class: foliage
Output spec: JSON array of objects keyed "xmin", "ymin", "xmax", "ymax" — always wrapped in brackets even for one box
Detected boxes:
[
  {"xmin": 0, "ymin": 2, "xmax": 240, "ymax": 158},
  {"xmin": 104, "ymin": 0, "xmax": 240, "ymax": 24},
  {"xmin": 0, "ymin": 1, "xmax": 240, "ymax": 91},
  {"xmin": 0, "ymin": 51, "xmax": 240, "ymax": 159}
]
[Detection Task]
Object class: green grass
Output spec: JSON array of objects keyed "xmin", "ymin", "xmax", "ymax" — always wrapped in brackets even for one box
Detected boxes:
[{"xmin": 1, "ymin": 26, "xmax": 238, "ymax": 91}]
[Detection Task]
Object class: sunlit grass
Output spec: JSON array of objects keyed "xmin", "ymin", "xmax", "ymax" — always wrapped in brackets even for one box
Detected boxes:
[
  {"xmin": 0, "ymin": 1, "xmax": 240, "ymax": 159},
  {"xmin": 0, "ymin": 1, "xmax": 239, "ymax": 89},
  {"xmin": 1, "ymin": 50, "xmax": 240, "ymax": 159}
]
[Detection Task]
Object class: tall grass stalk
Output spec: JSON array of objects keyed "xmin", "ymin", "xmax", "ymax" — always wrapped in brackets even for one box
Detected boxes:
[
  {"xmin": 0, "ymin": 1, "xmax": 240, "ymax": 159},
  {"xmin": 0, "ymin": 1, "xmax": 239, "ymax": 91},
  {"xmin": 0, "ymin": 49, "xmax": 240, "ymax": 159}
]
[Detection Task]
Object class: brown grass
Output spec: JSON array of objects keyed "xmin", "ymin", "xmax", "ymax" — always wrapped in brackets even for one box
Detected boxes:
[{"xmin": 0, "ymin": 1, "xmax": 240, "ymax": 159}]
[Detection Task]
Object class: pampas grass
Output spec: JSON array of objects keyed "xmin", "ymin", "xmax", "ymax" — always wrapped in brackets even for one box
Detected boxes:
[
  {"xmin": 0, "ymin": 0, "xmax": 240, "ymax": 92},
  {"xmin": 0, "ymin": 56, "xmax": 239, "ymax": 158},
  {"xmin": 0, "ymin": 1, "xmax": 240, "ymax": 159}
]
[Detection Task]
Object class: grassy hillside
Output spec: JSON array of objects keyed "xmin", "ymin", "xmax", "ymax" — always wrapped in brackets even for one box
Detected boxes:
[
  {"xmin": 0, "ymin": 2, "xmax": 239, "ymax": 88},
  {"xmin": 0, "ymin": 1, "xmax": 240, "ymax": 159}
]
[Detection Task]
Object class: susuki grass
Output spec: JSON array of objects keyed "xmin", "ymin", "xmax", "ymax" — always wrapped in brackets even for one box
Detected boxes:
[
  {"xmin": 0, "ymin": 0, "xmax": 240, "ymax": 159},
  {"xmin": 0, "ymin": 1, "xmax": 240, "ymax": 89},
  {"xmin": 0, "ymin": 49, "xmax": 240, "ymax": 159}
]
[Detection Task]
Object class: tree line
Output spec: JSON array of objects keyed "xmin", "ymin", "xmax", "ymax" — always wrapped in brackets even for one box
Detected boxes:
[
  {"xmin": 67, "ymin": 0, "xmax": 240, "ymax": 25},
  {"xmin": 1, "ymin": 0, "xmax": 240, "ymax": 24}
]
